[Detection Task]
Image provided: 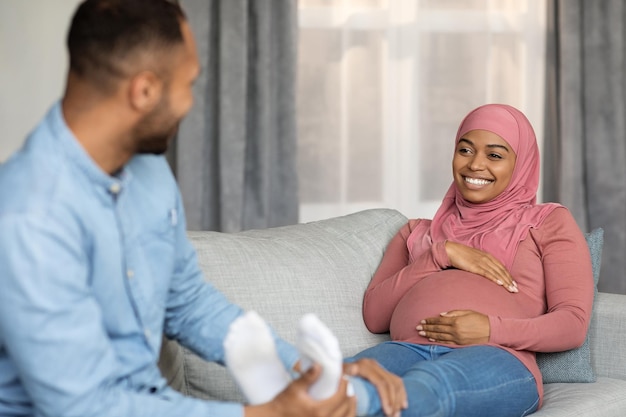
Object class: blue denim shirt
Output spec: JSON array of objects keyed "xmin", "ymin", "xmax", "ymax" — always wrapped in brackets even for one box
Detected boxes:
[{"xmin": 0, "ymin": 103, "xmax": 299, "ymax": 417}]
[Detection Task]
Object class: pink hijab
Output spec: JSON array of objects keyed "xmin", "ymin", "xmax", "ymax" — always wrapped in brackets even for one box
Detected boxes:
[{"xmin": 425, "ymin": 104, "xmax": 561, "ymax": 270}]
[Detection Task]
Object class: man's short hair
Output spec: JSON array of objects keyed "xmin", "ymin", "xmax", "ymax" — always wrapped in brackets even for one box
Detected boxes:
[{"xmin": 67, "ymin": 0, "xmax": 186, "ymax": 91}]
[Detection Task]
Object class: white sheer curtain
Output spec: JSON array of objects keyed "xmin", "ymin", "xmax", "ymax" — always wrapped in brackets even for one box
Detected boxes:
[{"xmin": 297, "ymin": 0, "xmax": 547, "ymax": 223}]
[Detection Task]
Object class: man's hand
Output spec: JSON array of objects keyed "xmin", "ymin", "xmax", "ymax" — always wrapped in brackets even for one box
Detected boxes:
[
  {"xmin": 244, "ymin": 364, "xmax": 356, "ymax": 417},
  {"xmin": 417, "ymin": 310, "xmax": 490, "ymax": 345},
  {"xmin": 445, "ymin": 241, "xmax": 518, "ymax": 293},
  {"xmin": 344, "ymin": 359, "xmax": 407, "ymax": 417}
]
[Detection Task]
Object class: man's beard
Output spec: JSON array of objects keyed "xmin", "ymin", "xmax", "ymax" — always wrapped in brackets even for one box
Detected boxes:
[
  {"xmin": 133, "ymin": 96, "xmax": 180, "ymax": 155},
  {"xmin": 135, "ymin": 122, "xmax": 179, "ymax": 155}
]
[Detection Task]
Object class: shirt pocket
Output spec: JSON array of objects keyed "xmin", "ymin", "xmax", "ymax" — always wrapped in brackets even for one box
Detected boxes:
[
  {"xmin": 136, "ymin": 208, "xmax": 178, "ymax": 308},
  {"xmin": 142, "ymin": 208, "xmax": 178, "ymax": 244}
]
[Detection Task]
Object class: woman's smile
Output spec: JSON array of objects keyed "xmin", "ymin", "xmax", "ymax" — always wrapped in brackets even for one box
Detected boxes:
[{"xmin": 463, "ymin": 176, "xmax": 494, "ymax": 188}]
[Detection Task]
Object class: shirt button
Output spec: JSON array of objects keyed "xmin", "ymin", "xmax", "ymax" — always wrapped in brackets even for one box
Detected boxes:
[
  {"xmin": 144, "ymin": 328, "xmax": 151, "ymax": 340},
  {"xmin": 109, "ymin": 183, "xmax": 121, "ymax": 194},
  {"xmin": 126, "ymin": 269, "xmax": 134, "ymax": 279}
]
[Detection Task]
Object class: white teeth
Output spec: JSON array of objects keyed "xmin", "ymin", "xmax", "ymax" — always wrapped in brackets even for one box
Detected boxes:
[{"xmin": 464, "ymin": 177, "xmax": 492, "ymax": 186}]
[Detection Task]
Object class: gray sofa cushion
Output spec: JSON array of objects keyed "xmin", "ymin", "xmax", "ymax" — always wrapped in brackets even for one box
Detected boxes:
[
  {"xmin": 536, "ymin": 228, "xmax": 604, "ymax": 383},
  {"xmin": 533, "ymin": 377, "xmax": 626, "ymax": 417},
  {"xmin": 182, "ymin": 208, "xmax": 407, "ymax": 401}
]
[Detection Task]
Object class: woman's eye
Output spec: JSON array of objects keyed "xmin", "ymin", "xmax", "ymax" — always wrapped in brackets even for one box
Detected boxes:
[{"xmin": 489, "ymin": 153, "xmax": 502, "ymax": 159}]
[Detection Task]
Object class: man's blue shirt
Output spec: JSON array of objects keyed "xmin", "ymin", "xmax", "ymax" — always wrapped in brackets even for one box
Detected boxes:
[{"xmin": 0, "ymin": 103, "xmax": 298, "ymax": 416}]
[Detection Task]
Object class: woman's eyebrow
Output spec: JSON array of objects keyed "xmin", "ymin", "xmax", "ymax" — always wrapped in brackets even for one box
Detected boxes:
[
  {"xmin": 487, "ymin": 143, "xmax": 510, "ymax": 152},
  {"xmin": 458, "ymin": 138, "xmax": 510, "ymax": 153}
]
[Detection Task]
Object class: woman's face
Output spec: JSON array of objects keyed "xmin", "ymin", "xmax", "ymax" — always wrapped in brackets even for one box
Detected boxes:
[{"xmin": 452, "ymin": 129, "xmax": 517, "ymax": 204}]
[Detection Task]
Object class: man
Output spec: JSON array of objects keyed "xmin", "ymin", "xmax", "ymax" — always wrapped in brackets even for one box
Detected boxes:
[{"xmin": 0, "ymin": 1, "xmax": 405, "ymax": 416}]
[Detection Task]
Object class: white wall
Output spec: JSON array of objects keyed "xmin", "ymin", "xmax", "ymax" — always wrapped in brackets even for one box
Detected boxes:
[{"xmin": 0, "ymin": 0, "xmax": 82, "ymax": 162}]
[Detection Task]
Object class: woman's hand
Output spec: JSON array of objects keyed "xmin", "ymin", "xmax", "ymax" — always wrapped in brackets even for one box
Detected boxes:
[
  {"xmin": 416, "ymin": 310, "xmax": 490, "ymax": 345},
  {"xmin": 444, "ymin": 241, "xmax": 518, "ymax": 293},
  {"xmin": 344, "ymin": 359, "xmax": 408, "ymax": 417},
  {"xmin": 245, "ymin": 364, "xmax": 356, "ymax": 417}
]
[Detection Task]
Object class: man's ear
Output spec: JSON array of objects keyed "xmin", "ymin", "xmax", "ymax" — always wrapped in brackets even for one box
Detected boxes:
[{"xmin": 128, "ymin": 71, "xmax": 163, "ymax": 113}]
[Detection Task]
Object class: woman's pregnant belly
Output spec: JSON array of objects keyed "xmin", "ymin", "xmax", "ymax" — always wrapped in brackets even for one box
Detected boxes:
[{"xmin": 389, "ymin": 268, "xmax": 531, "ymax": 343}]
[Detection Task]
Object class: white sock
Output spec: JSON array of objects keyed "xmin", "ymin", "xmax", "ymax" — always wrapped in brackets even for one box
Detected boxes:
[
  {"xmin": 223, "ymin": 311, "xmax": 292, "ymax": 404},
  {"xmin": 297, "ymin": 313, "xmax": 343, "ymax": 400}
]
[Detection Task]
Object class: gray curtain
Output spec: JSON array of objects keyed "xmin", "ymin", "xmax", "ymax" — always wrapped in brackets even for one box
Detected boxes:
[
  {"xmin": 544, "ymin": 0, "xmax": 626, "ymax": 294},
  {"xmin": 168, "ymin": 0, "xmax": 299, "ymax": 232}
]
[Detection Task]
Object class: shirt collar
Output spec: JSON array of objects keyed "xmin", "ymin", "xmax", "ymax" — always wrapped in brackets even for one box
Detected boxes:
[{"xmin": 47, "ymin": 101, "xmax": 132, "ymax": 197}]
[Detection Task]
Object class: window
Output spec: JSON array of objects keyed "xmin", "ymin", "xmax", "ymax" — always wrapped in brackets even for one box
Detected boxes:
[{"xmin": 297, "ymin": 0, "xmax": 547, "ymax": 222}]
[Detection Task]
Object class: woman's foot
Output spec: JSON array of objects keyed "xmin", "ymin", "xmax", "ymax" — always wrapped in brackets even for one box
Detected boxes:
[
  {"xmin": 224, "ymin": 311, "xmax": 291, "ymax": 404},
  {"xmin": 297, "ymin": 313, "xmax": 343, "ymax": 400}
]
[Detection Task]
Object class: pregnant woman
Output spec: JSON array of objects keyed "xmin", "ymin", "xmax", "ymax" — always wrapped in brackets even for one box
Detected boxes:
[{"xmin": 353, "ymin": 103, "xmax": 594, "ymax": 417}]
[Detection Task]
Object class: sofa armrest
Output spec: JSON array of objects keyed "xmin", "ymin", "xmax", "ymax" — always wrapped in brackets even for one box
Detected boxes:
[{"xmin": 589, "ymin": 292, "xmax": 626, "ymax": 380}]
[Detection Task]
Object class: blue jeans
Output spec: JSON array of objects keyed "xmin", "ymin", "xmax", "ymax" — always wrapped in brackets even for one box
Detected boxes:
[{"xmin": 348, "ymin": 342, "xmax": 539, "ymax": 417}]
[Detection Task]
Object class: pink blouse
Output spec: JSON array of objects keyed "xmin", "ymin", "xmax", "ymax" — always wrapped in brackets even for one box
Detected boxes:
[{"xmin": 362, "ymin": 207, "xmax": 594, "ymax": 404}]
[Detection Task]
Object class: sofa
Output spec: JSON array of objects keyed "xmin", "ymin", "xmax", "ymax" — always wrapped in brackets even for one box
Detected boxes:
[{"xmin": 158, "ymin": 208, "xmax": 626, "ymax": 416}]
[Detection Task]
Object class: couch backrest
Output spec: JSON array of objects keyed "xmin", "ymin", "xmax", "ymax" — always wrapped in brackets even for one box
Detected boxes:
[{"xmin": 161, "ymin": 208, "xmax": 407, "ymax": 401}]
